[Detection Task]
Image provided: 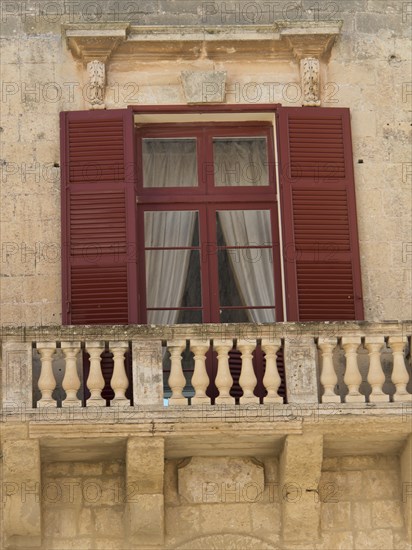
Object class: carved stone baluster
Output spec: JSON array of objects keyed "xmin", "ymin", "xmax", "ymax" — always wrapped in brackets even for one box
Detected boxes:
[
  {"xmin": 167, "ymin": 341, "xmax": 187, "ymax": 405},
  {"xmin": 213, "ymin": 340, "xmax": 235, "ymax": 404},
  {"xmin": 85, "ymin": 341, "xmax": 106, "ymax": 406},
  {"xmin": 365, "ymin": 337, "xmax": 389, "ymax": 402},
  {"xmin": 109, "ymin": 342, "xmax": 130, "ymax": 405},
  {"xmin": 61, "ymin": 342, "xmax": 82, "ymax": 407},
  {"xmin": 237, "ymin": 339, "xmax": 259, "ymax": 404},
  {"xmin": 261, "ymin": 339, "xmax": 283, "ymax": 404},
  {"xmin": 318, "ymin": 337, "xmax": 340, "ymax": 403},
  {"xmin": 37, "ymin": 343, "xmax": 57, "ymax": 407},
  {"xmin": 389, "ymin": 337, "xmax": 411, "ymax": 402},
  {"xmin": 190, "ymin": 341, "xmax": 210, "ymax": 404},
  {"xmin": 342, "ymin": 337, "xmax": 364, "ymax": 402}
]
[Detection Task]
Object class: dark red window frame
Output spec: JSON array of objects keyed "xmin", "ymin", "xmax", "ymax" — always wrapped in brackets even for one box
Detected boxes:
[{"xmin": 135, "ymin": 121, "xmax": 284, "ymax": 324}]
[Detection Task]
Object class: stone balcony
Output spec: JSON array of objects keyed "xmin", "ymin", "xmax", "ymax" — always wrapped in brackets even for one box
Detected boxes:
[
  {"xmin": 1, "ymin": 322, "xmax": 412, "ymax": 549},
  {"xmin": 2, "ymin": 322, "xmax": 411, "ymax": 424}
]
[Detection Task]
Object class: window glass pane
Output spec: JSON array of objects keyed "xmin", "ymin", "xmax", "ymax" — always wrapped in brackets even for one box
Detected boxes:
[
  {"xmin": 213, "ymin": 137, "xmax": 269, "ymax": 186},
  {"xmin": 143, "ymin": 138, "xmax": 198, "ymax": 187},
  {"xmin": 218, "ymin": 249, "xmax": 275, "ymax": 307},
  {"xmin": 217, "ymin": 210, "xmax": 272, "ymax": 246},
  {"xmin": 146, "ymin": 250, "xmax": 201, "ymax": 308},
  {"xmin": 220, "ymin": 308, "xmax": 276, "ymax": 323},
  {"xmin": 145, "ymin": 211, "xmax": 199, "ymax": 247}
]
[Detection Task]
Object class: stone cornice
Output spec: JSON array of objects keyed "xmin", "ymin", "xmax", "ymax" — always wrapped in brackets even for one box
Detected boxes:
[
  {"xmin": 62, "ymin": 22, "xmax": 130, "ymax": 63},
  {"xmin": 62, "ymin": 21, "xmax": 342, "ymax": 63}
]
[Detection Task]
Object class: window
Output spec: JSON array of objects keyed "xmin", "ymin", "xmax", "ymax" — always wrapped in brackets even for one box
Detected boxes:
[
  {"xmin": 136, "ymin": 123, "xmax": 283, "ymax": 324},
  {"xmin": 60, "ymin": 105, "xmax": 364, "ymax": 325}
]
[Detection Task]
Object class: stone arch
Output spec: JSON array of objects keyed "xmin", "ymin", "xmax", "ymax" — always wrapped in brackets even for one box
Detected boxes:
[{"xmin": 174, "ymin": 533, "xmax": 278, "ymax": 549}]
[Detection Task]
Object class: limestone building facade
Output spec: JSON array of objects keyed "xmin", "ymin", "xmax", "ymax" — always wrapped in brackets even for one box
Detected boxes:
[{"xmin": 0, "ymin": 1, "xmax": 411, "ymax": 549}]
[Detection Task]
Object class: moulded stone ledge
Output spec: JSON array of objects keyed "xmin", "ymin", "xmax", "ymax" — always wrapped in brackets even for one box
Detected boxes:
[{"xmin": 62, "ymin": 21, "xmax": 343, "ymax": 63}]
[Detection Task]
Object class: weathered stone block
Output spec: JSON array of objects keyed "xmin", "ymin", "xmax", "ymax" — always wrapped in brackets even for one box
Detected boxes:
[
  {"xmin": 78, "ymin": 507, "xmax": 94, "ymax": 536},
  {"xmin": 320, "ymin": 470, "xmax": 363, "ymax": 501},
  {"xmin": 181, "ymin": 71, "xmax": 227, "ymax": 103},
  {"xmin": 361, "ymin": 470, "xmax": 401, "ymax": 500},
  {"xmin": 354, "ymin": 528, "xmax": 394, "ymax": 550},
  {"xmin": 3, "ymin": 439, "xmax": 41, "ymax": 547},
  {"xmin": 71, "ymin": 462, "xmax": 104, "ymax": 476},
  {"xmin": 164, "ymin": 459, "xmax": 179, "ymax": 505},
  {"xmin": 1, "ymin": 342, "xmax": 33, "ymax": 408},
  {"xmin": 250, "ymin": 502, "xmax": 281, "ymax": 537},
  {"xmin": 339, "ymin": 454, "xmax": 399, "ymax": 471},
  {"xmin": 198, "ymin": 503, "xmax": 252, "ymax": 533},
  {"xmin": 283, "ymin": 338, "xmax": 319, "ymax": 403},
  {"xmin": 94, "ymin": 506, "xmax": 125, "ymax": 537},
  {"xmin": 165, "ymin": 505, "xmax": 202, "ymax": 538},
  {"xmin": 351, "ymin": 501, "xmax": 373, "ymax": 530},
  {"xmin": 279, "ymin": 434, "xmax": 323, "ymax": 543},
  {"xmin": 43, "ymin": 537, "xmax": 93, "ymax": 550},
  {"xmin": 127, "ymin": 437, "xmax": 164, "ymax": 494},
  {"xmin": 82, "ymin": 476, "xmax": 125, "ymax": 507},
  {"xmin": 125, "ymin": 494, "xmax": 164, "ymax": 545},
  {"xmin": 103, "ymin": 461, "xmax": 125, "ymax": 476},
  {"xmin": 316, "ymin": 531, "xmax": 354, "ymax": 550},
  {"xmin": 401, "ymin": 435, "xmax": 412, "ymax": 540},
  {"xmin": 178, "ymin": 456, "xmax": 264, "ymax": 504},
  {"xmin": 132, "ymin": 341, "xmax": 164, "ymax": 406},
  {"xmin": 321, "ymin": 501, "xmax": 351, "ymax": 531},
  {"xmin": 42, "ymin": 507, "xmax": 78, "ymax": 538},
  {"xmin": 371, "ymin": 499, "xmax": 404, "ymax": 529},
  {"xmin": 42, "ymin": 461, "xmax": 72, "ymax": 477}
]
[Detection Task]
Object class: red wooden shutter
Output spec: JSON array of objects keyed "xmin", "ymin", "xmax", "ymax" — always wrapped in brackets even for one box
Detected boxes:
[
  {"xmin": 277, "ymin": 107, "xmax": 364, "ymax": 321},
  {"xmin": 60, "ymin": 109, "xmax": 137, "ymax": 324}
]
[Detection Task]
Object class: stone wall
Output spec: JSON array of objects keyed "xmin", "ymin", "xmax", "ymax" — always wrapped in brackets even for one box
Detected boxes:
[
  {"xmin": 1, "ymin": 420, "xmax": 411, "ymax": 549},
  {"xmin": 38, "ymin": 454, "xmax": 412, "ymax": 549},
  {"xmin": 42, "ymin": 460, "xmax": 127, "ymax": 550},
  {"xmin": 0, "ymin": 0, "xmax": 411, "ymax": 324},
  {"xmin": 319, "ymin": 455, "xmax": 407, "ymax": 550}
]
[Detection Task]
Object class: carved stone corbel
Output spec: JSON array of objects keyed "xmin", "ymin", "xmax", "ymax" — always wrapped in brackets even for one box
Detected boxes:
[
  {"xmin": 62, "ymin": 23, "xmax": 129, "ymax": 110},
  {"xmin": 86, "ymin": 60, "xmax": 106, "ymax": 109},
  {"xmin": 300, "ymin": 57, "xmax": 321, "ymax": 106}
]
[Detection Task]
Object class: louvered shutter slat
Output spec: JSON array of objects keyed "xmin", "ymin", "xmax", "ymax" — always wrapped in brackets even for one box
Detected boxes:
[
  {"xmin": 61, "ymin": 109, "xmax": 137, "ymax": 325},
  {"xmin": 277, "ymin": 107, "xmax": 364, "ymax": 321}
]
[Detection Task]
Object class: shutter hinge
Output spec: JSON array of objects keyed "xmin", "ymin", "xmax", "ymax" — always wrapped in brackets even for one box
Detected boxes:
[{"xmin": 66, "ymin": 302, "xmax": 71, "ymax": 313}]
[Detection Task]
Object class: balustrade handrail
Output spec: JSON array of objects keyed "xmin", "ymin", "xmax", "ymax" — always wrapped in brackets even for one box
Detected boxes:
[{"xmin": 1, "ymin": 320, "xmax": 411, "ymax": 343}]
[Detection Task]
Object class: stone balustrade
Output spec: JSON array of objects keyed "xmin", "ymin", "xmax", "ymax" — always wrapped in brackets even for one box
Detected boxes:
[
  {"xmin": 318, "ymin": 335, "xmax": 412, "ymax": 404},
  {"xmin": 0, "ymin": 322, "xmax": 410, "ymax": 410}
]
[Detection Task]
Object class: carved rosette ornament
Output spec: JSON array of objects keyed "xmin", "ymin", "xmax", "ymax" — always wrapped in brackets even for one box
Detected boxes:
[
  {"xmin": 300, "ymin": 57, "xmax": 321, "ymax": 106},
  {"xmin": 87, "ymin": 60, "xmax": 106, "ymax": 109}
]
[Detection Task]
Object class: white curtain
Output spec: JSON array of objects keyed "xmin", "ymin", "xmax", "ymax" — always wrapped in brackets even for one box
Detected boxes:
[
  {"xmin": 145, "ymin": 212, "xmax": 196, "ymax": 324},
  {"xmin": 213, "ymin": 137, "xmax": 268, "ymax": 186},
  {"xmin": 144, "ymin": 137, "xmax": 275, "ymax": 324},
  {"xmin": 143, "ymin": 138, "xmax": 197, "ymax": 324},
  {"xmin": 218, "ymin": 210, "xmax": 275, "ymax": 323},
  {"xmin": 143, "ymin": 138, "xmax": 197, "ymax": 188}
]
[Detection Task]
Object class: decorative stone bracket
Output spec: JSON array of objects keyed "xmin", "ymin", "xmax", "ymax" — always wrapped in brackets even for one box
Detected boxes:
[
  {"xmin": 63, "ymin": 23, "xmax": 129, "ymax": 109},
  {"xmin": 284, "ymin": 32, "xmax": 337, "ymax": 106}
]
